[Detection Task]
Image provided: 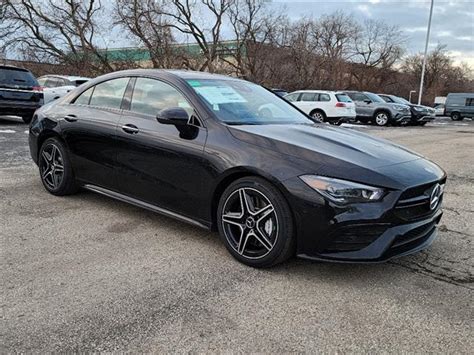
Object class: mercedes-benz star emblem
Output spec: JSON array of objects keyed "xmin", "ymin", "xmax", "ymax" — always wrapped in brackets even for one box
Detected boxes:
[{"xmin": 429, "ymin": 183, "xmax": 441, "ymax": 210}]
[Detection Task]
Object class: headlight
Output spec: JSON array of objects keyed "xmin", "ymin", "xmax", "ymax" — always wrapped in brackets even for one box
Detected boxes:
[
  {"xmin": 300, "ymin": 175, "xmax": 385, "ymax": 204},
  {"xmin": 393, "ymin": 105, "xmax": 407, "ymax": 111},
  {"xmin": 413, "ymin": 106, "xmax": 424, "ymax": 112}
]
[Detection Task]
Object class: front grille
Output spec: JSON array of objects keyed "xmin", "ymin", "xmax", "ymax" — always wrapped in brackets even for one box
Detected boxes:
[
  {"xmin": 323, "ymin": 225, "xmax": 388, "ymax": 253},
  {"xmin": 394, "ymin": 180, "xmax": 445, "ymax": 221}
]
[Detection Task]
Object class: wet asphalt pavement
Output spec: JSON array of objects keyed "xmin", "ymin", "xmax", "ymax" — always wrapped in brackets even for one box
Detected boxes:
[{"xmin": 1, "ymin": 115, "xmax": 473, "ymax": 352}]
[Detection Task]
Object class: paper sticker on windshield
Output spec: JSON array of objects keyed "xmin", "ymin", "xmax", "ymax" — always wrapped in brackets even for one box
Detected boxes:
[{"xmin": 194, "ymin": 86, "xmax": 247, "ymax": 105}]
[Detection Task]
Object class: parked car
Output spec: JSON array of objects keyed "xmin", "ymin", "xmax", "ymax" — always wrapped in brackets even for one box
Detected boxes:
[
  {"xmin": 378, "ymin": 94, "xmax": 436, "ymax": 126},
  {"xmin": 29, "ymin": 69, "xmax": 446, "ymax": 267},
  {"xmin": 37, "ymin": 75, "xmax": 90, "ymax": 104},
  {"xmin": 343, "ymin": 91, "xmax": 412, "ymax": 126},
  {"xmin": 271, "ymin": 88, "xmax": 288, "ymax": 97},
  {"xmin": 444, "ymin": 93, "xmax": 474, "ymax": 121},
  {"xmin": 284, "ymin": 90, "xmax": 356, "ymax": 125},
  {"xmin": 434, "ymin": 103, "xmax": 445, "ymax": 116},
  {"xmin": 0, "ymin": 65, "xmax": 44, "ymax": 123}
]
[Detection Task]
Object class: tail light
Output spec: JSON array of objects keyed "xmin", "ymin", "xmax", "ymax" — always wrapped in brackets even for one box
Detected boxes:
[
  {"xmin": 335, "ymin": 102, "xmax": 346, "ymax": 107},
  {"xmin": 33, "ymin": 86, "xmax": 43, "ymax": 92}
]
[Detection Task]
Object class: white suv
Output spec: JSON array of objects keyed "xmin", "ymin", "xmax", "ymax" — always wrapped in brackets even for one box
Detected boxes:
[
  {"xmin": 37, "ymin": 75, "xmax": 90, "ymax": 104},
  {"xmin": 284, "ymin": 90, "xmax": 356, "ymax": 125}
]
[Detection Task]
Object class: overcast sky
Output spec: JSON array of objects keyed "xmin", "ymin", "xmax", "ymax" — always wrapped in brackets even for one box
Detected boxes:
[{"xmin": 268, "ymin": 0, "xmax": 474, "ymax": 66}]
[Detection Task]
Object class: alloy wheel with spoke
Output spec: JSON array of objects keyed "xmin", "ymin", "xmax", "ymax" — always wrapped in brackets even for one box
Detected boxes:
[
  {"xmin": 40, "ymin": 144, "xmax": 65, "ymax": 190},
  {"xmin": 221, "ymin": 187, "xmax": 278, "ymax": 259},
  {"xmin": 375, "ymin": 113, "xmax": 388, "ymax": 126},
  {"xmin": 311, "ymin": 112, "xmax": 324, "ymax": 121}
]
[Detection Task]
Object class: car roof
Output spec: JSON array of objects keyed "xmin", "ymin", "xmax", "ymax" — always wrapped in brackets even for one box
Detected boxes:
[
  {"xmin": 447, "ymin": 92, "xmax": 474, "ymax": 96},
  {"xmin": 39, "ymin": 75, "xmax": 90, "ymax": 81},
  {"xmin": 0, "ymin": 65, "xmax": 30, "ymax": 72},
  {"xmin": 289, "ymin": 90, "xmax": 350, "ymax": 95},
  {"xmin": 87, "ymin": 69, "xmax": 247, "ymax": 85}
]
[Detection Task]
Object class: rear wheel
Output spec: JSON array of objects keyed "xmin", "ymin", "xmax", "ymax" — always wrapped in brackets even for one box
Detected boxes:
[
  {"xmin": 217, "ymin": 177, "xmax": 295, "ymax": 268},
  {"xmin": 39, "ymin": 138, "xmax": 78, "ymax": 196},
  {"xmin": 451, "ymin": 112, "xmax": 463, "ymax": 121}
]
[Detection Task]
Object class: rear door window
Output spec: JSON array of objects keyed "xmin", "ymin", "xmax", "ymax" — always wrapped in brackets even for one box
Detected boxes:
[
  {"xmin": 319, "ymin": 93, "xmax": 330, "ymax": 102},
  {"xmin": 300, "ymin": 93, "xmax": 317, "ymax": 102},
  {"xmin": 466, "ymin": 98, "xmax": 474, "ymax": 106},
  {"xmin": 349, "ymin": 93, "xmax": 368, "ymax": 102},
  {"xmin": 89, "ymin": 78, "xmax": 130, "ymax": 110}
]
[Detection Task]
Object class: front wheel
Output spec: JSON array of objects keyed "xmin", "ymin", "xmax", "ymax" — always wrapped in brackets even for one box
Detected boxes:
[
  {"xmin": 310, "ymin": 110, "xmax": 326, "ymax": 122},
  {"xmin": 451, "ymin": 112, "xmax": 463, "ymax": 121},
  {"xmin": 217, "ymin": 177, "xmax": 295, "ymax": 268},
  {"xmin": 374, "ymin": 111, "xmax": 390, "ymax": 126}
]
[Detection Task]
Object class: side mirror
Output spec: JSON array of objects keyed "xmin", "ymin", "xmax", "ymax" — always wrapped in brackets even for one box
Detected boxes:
[
  {"xmin": 364, "ymin": 99, "xmax": 372, "ymax": 104},
  {"xmin": 157, "ymin": 107, "xmax": 189, "ymax": 126}
]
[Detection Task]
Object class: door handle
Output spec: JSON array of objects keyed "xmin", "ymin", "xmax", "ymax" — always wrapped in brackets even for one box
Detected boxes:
[
  {"xmin": 64, "ymin": 114, "xmax": 78, "ymax": 122},
  {"xmin": 122, "ymin": 124, "xmax": 139, "ymax": 134}
]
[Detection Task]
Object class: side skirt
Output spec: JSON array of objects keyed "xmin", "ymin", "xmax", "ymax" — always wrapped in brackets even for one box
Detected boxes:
[{"xmin": 83, "ymin": 184, "xmax": 210, "ymax": 230}]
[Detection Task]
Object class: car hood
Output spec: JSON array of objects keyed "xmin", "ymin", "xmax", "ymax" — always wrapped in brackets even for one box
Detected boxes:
[
  {"xmin": 411, "ymin": 104, "xmax": 435, "ymax": 112},
  {"xmin": 229, "ymin": 123, "xmax": 420, "ymax": 167},
  {"xmin": 228, "ymin": 123, "xmax": 444, "ymax": 188}
]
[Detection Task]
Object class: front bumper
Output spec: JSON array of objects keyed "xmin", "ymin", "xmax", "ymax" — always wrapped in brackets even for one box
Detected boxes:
[
  {"xmin": 393, "ymin": 113, "xmax": 412, "ymax": 123},
  {"xmin": 298, "ymin": 209, "xmax": 442, "ymax": 263},
  {"xmin": 413, "ymin": 114, "xmax": 436, "ymax": 122},
  {"xmin": 0, "ymin": 100, "xmax": 42, "ymax": 117},
  {"xmin": 283, "ymin": 175, "xmax": 445, "ymax": 263}
]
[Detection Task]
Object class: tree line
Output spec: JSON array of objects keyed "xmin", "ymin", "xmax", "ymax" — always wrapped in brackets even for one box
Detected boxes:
[{"xmin": 1, "ymin": 0, "xmax": 472, "ymax": 104}]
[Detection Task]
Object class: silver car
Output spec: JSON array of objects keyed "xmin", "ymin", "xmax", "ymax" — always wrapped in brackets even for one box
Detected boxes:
[{"xmin": 343, "ymin": 91, "xmax": 412, "ymax": 126}]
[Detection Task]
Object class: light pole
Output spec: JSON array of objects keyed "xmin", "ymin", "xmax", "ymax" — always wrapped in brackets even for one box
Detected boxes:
[
  {"xmin": 409, "ymin": 90, "xmax": 416, "ymax": 103},
  {"xmin": 418, "ymin": 0, "xmax": 435, "ymax": 105}
]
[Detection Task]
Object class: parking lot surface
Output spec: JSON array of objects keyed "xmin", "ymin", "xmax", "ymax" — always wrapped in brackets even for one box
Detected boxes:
[{"xmin": 1, "ymin": 116, "xmax": 473, "ymax": 352}]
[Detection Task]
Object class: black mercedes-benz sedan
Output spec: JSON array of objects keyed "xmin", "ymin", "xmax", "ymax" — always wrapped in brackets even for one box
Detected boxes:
[{"xmin": 29, "ymin": 69, "xmax": 446, "ymax": 267}]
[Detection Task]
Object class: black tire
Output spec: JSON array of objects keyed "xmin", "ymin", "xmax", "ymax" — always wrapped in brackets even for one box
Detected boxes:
[
  {"xmin": 310, "ymin": 109, "xmax": 326, "ymax": 122},
  {"xmin": 217, "ymin": 177, "xmax": 295, "ymax": 268},
  {"xmin": 418, "ymin": 121, "xmax": 428, "ymax": 126},
  {"xmin": 451, "ymin": 112, "xmax": 463, "ymax": 121},
  {"xmin": 22, "ymin": 114, "xmax": 33, "ymax": 124},
  {"xmin": 38, "ymin": 137, "xmax": 78, "ymax": 196},
  {"xmin": 373, "ymin": 110, "xmax": 390, "ymax": 126}
]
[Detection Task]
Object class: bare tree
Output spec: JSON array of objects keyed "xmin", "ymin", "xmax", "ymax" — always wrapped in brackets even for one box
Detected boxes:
[
  {"xmin": 3, "ymin": 0, "xmax": 114, "ymax": 75},
  {"xmin": 224, "ymin": 0, "xmax": 286, "ymax": 80},
  {"xmin": 350, "ymin": 19, "xmax": 405, "ymax": 89},
  {"xmin": 161, "ymin": 0, "xmax": 232, "ymax": 72},
  {"xmin": 114, "ymin": 0, "xmax": 175, "ymax": 68},
  {"xmin": 401, "ymin": 44, "xmax": 473, "ymax": 104}
]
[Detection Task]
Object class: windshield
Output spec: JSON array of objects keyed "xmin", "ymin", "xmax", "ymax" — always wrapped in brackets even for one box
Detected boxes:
[
  {"xmin": 393, "ymin": 96, "xmax": 411, "ymax": 105},
  {"xmin": 365, "ymin": 92, "xmax": 385, "ymax": 103},
  {"xmin": 186, "ymin": 79, "xmax": 311, "ymax": 125}
]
